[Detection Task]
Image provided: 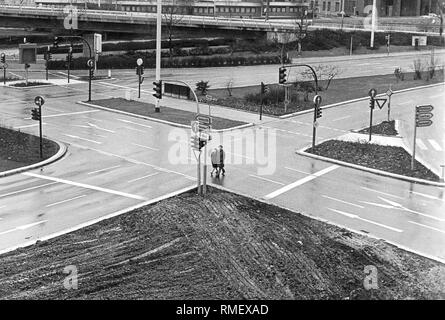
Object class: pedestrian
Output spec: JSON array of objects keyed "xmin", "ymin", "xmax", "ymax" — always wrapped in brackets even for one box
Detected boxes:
[
  {"xmin": 210, "ymin": 147, "xmax": 219, "ymax": 176},
  {"xmin": 218, "ymin": 145, "xmax": 226, "ymax": 176}
]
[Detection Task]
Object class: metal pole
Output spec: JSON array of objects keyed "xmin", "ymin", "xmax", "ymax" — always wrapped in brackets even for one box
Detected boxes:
[
  {"xmin": 370, "ymin": 0, "xmax": 377, "ymax": 48},
  {"xmin": 203, "ymin": 145, "xmax": 207, "ymax": 195},
  {"xmin": 155, "ymin": 0, "xmax": 162, "ymax": 112},
  {"xmin": 411, "ymin": 108, "xmax": 417, "ymax": 171},
  {"xmin": 67, "ymin": 55, "xmax": 71, "ymax": 84},
  {"xmin": 197, "ymin": 151, "xmax": 202, "ymax": 194},
  {"xmin": 387, "ymin": 85, "xmax": 392, "ymax": 122},
  {"xmin": 260, "ymin": 90, "xmax": 263, "ymax": 120},
  {"xmin": 39, "ymin": 105, "xmax": 43, "ymax": 159},
  {"xmin": 369, "ymin": 98, "xmax": 374, "ymax": 141},
  {"xmin": 350, "ymin": 35, "xmax": 353, "ymax": 56},
  {"xmin": 312, "ymin": 102, "xmax": 317, "ymax": 148},
  {"xmin": 138, "ymin": 71, "xmax": 141, "ymax": 99},
  {"xmin": 3, "ymin": 66, "xmax": 5, "ymax": 85},
  {"xmin": 88, "ymin": 67, "xmax": 92, "ymax": 102}
]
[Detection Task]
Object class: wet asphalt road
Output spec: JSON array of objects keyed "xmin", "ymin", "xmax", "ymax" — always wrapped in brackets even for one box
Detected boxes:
[{"xmin": 0, "ymin": 71, "xmax": 444, "ymax": 263}]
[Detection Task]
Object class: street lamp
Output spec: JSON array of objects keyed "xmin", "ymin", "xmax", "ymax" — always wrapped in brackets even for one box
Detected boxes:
[{"xmin": 54, "ymin": 35, "xmax": 93, "ymax": 102}]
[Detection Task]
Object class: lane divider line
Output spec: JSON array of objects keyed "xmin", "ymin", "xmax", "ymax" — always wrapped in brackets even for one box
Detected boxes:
[
  {"xmin": 322, "ymin": 195, "xmax": 365, "ymax": 209},
  {"xmin": 0, "ymin": 220, "xmax": 47, "ymax": 236},
  {"xmin": 87, "ymin": 165, "xmax": 121, "ymax": 175},
  {"xmin": 45, "ymin": 195, "xmax": 87, "ymax": 208},
  {"xmin": 264, "ymin": 165, "xmax": 339, "ymax": 200},
  {"xmin": 248, "ymin": 174, "xmax": 285, "ymax": 186},
  {"xmin": 22, "ymin": 172, "xmax": 147, "ymax": 201},
  {"xmin": 127, "ymin": 172, "xmax": 160, "ymax": 183},
  {"xmin": 408, "ymin": 221, "xmax": 445, "ymax": 235},
  {"xmin": 327, "ymin": 208, "xmax": 403, "ymax": 233}
]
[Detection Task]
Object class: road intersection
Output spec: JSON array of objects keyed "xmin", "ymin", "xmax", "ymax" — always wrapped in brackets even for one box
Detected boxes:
[{"xmin": 0, "ymin": 67, "xmax": 444, "ymax": 265}]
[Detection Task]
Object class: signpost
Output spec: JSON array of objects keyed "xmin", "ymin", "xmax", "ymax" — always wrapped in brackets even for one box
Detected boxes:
[
  {"xmin": 1, "ymin": 52, "xmax": 6, "ymax": 85},
  {"xmin": 386, "ymin": 85, "xmax": 393, "ymax": 121},
  {"xmin": 87, "ymin": 59, "xmax": 94, "ymax": 102},
  {"xmin": 33, "ymin": 96, "xmax": 45, "ymax": 159},
  {"xmin": 312, "ymin": 94, "xmax": 322, "ymax": 148},
  {"xmin": 136, "ymin": 58, "xmax": 144, "ymax": 98},
  {"xmin": 367, "ymin": 88, "xmax": 387, "ymax": 141},
  {"xmin": 411, "ymin": 105, "xmax": 434, "ymax": 170}
]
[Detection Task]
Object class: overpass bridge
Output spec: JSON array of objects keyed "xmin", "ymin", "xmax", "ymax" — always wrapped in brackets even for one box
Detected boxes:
[
  {"xmin": 0, "ymin": 5, "xmax": 439, "ymax": 35},
  {"xmin": 0, "ymin": 5, "xmax": 304, "ymax": 34}
]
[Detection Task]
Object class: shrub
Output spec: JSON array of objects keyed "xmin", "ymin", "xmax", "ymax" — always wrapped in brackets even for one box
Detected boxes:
[
  {"xmin": 394, "ymin": 67, "xmax": 405, "ymax": 81},
  {"xmin": 196, "ymin": 80, "xmax": 210, "ymax": 95},
  {"xmin": 412, "ymin": 58, "xmax": 423, "ymax": 80}
]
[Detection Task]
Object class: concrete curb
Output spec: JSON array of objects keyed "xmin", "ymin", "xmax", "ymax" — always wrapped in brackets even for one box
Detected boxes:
[
  {"xmin": 296, "ymin": 145, "xmax": 445, "ymax": 187},
  {"xmin": 2, "ymin": 83, "xmax": 55, "ymax": 90},
  {"xmin": 209, "ymin": 184, "xmax": 445, "ymax": 265},
  {"xmin": 77, "ymin": 101, "xmax": 254, "ymax": 133},
  {"xmin": 0, "ymin": 139, "xmax": 67, "ymax": 178},
  {"xmin": 278, "ymin": 82, "xmax": 445, "ymax": 119}
]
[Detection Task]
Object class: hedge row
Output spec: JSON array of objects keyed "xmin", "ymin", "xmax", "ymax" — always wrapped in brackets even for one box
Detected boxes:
[{"xmin": 47, "ymin": 54, "xmax": 288, "ymax": 70}]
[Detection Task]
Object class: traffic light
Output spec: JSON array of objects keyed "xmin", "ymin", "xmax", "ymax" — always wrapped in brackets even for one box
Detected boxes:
[
  {"xmin": 24, "ymin": 63, "xmax": 30, "ymax": 69},
  {"xmin": 0, "ymin": 53, "xmax": 5, "ymax": 64},
  {"xmin": 278, "ymin": 67, "xmax": 287, "ymax": 84},
  {"xmin": 199, "ymin": 138, "xmax": 207, "ymax": 150},
  {"xmin": 261, "ymin": 82, "xmax": 269, "ymax": 94},
  {"xmin": 31, "ymin": 108, "xmax": 41, "ymax": 121},
  {"xmin": 369, "ymin": 98, "xmax": 375, "ymax": 109},
  {"xmin": 190, "ymin": 135, "xmax": 199, "ymax": 150},
  {"xmin": 140, "ymin": 66, "xmax": 144, "ymax": 75},
  {"xmin": 316, "ymin": 105, "xmax": 322, "ymax": 119},
  {"xmin": 53, "ymin": 37, "xmax": 59, "ymax": 49},
  {"xmin": 153, "ymin": 80, "xmax": 162, "ymax": 99}
]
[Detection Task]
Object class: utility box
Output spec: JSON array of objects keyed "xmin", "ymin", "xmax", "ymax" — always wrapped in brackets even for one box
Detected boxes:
[{"xmin": 19, "ymin": 43, "xmax": 37, "ymax": 64}]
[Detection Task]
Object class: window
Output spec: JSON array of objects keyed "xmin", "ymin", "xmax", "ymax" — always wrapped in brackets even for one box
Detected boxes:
[
  {"xmin": 235, "ymin": 7, "xmax": 240, "ymax": 13},
  {"xmin": 322, "ymin": 2, "xmax": 326, "ymax": 11},
  {"xmin": 335, "ymin": 2, "xmax": 340, "ymax": 11},
  {"xmin": 327, "ymin": 2, "xmax": 331, "ymax": 11},
  {"xmin": 241, "ymin": 7, "xmax": 245, "ymax": 13},
  {"xmin": 209, "ymin": 8, "xmax": 214, "ymax": 14}
]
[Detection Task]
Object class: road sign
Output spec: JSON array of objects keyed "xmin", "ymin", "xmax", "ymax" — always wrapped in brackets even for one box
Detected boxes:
[
  {"xmin": 34, "ymin": 95, "xmax": 45, "ymax": 106},
  {"xmin": 190, "ymin": 135, "xmax": 199, "ymax": 150},
  {"xmin": 313, "ymin": 95, "xmax": 322, "ymax": 106},
  {"xmin": 416, "ymin": 120, "xmax": 433, "ymax": 127},
  {"xmin": 87, "ymin": 59, "xmax": 94, "ymax": 68},
  {"xmin": 416, "ymin": 105, "xmax": 434, "ymax": 113},
  {"xmin": 136, "ymin": 58, "xmax": 143, "ymax": 66},
  {"xmin": 196, "ymin": 114, "xmax": 212, "ymax": 125},
  {"xmin": 386, "ymin": 89, "xmax": 393, "ymax": 97},
  {"xmin": 368, "ymin": 88, "xmax": 377, "ymax": 98},
  {"xmin": 375, "ymin": 98, "xmax": 387, "ymax": 109},
  {"xmin": 416, "ymin": 113, "xmax": 433, "ymax": 121},
  {"xmin": 191, "ymin": 121, "xmax": 199, "ymax": 136}
]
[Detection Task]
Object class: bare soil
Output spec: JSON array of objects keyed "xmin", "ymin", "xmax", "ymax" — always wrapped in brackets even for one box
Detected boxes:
[
  {"xmin": 0, "ymin": 127, "xmax": 59, "ymax": 172},
  {"xmin": 358, "ymin": 120, "xmax": 398, "ymax": 136},
  {"xmin": 0, "ymin": 187, "xmax": 443, "ymax": 299},
  {"xmin": 307, "ymin": 140, "xmax": 439, "ymax": 181}
]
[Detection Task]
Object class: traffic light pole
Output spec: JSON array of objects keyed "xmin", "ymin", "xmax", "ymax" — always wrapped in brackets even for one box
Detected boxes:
[
  {"xmin": 411, "ymin": 110, "xmax": 417, "ymax": 171},
  {"xmin": 369, "ymin": 97, "xmax": 374, "ymax": 142},
  {"xmin": 39, "ymin": 105, "xmax": 43, "ymax": 159},
  {"xmin": 2, "ymin": 66, "xmax": 5, "ymax": 85},
  {"xmin": 312, "ymin": 104, "xmax": 317, "ymax": 149},
  {"xmin": 155, "ymin": 0, "xmax": 162, "ymax": 112},
  {"xmin": 138, "ymin": 71, "xmax": 141, "ymax": 99}
]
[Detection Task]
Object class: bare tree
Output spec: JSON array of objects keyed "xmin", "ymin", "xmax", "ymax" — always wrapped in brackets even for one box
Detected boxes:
[
  {"xmin": 302, "ymin": 65, "xmax": 342, "ymax": 90},
  {"xmin": 163, "ymin": 0, "xmax": 193, "ymax": 59},
  {"xmin": 293, "ymin": 10, "xmax": 309, "ymax": 57}
]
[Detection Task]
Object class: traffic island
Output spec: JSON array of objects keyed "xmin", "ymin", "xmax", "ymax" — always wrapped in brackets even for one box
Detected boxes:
[
  {"xmin": 81, "ymin": 98, "xmax": 249, "ymax": 130},
  {"xmin": 304, "ymin": 140, "xmax": 440, "ymax": 183},
  {"xmin": 358, "ymin": 120, "xmax": 398, "ymax": 136},
  {"xmin": 0, "ymin": 126, "xmax": 61, "ymax": 174},
  {"xmin": 0, "ymin": 186, "xmax": 444, "ymax": 299}
]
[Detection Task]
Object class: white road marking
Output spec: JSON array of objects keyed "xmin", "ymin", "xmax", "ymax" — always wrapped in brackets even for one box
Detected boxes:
[
  {"xmin": 399, "ymin": 101, "xmax": 411, "ymax": 105},
  {"xmin": 0, "ymin": 182, "xmax": 58, "ymax": 199},
  {"xmin": 430, "ymin": 93, "xmax": 444, "ymax": 99},
  {"xmin": 249, "ymin": 174, "xmax": 285, "ymax": 186},
  {"xmin": 127, "ymin": 172, "xmax": 160, "ymax": 183},
  {"xmin": 359, "ymin": 201, "xmax": 394, "ymax": 209},
  {"xmin": 14, "ymin": 123, "xmax": 47, "ymax": 129},
  {"xmin": 327, "ymin": 208, "xmax": 403, "ymax": 233},
  {"xmin": 24, "ymin": 110, "xmax": 100, "ymax": 120},
  {"xmin": 46, "ymin": 195, "xmax": 87, "ymax": 208},
  {"xmin": 22, "ymin": 172, "xmax": 147, "ymax": 201},
  {"xmin": 91, "ymin": 133, "xmax": 107, "ymax": 138},
  {"xmin": 264, "ymin": 165, "xmax": 339, "ymax": 200},
  {"xmin": 332, "ymin": 115, "xmax": 351, "ymax": 122},
  {"xmin": 132, "ymin": 142, "xmax": 159, "ymax": 151},
  {"xmin": 408, "ymin": 221, "xmax": 445, "ymax": 235},
  {"xmin": 87, "ymin": 165, "xmax": 121, "ymax": 175},
  {"xmin": 410, "ymin": 191, "xmax": 445, "ymax": 201},
  {"xmin": 428, "ymin": 139, "xmax": 442, "ymax": 151},
  {"xmin": 63, "ymin": 134, "xmax": 102, "ymax": 145},
  {"xmin": 70, "ymin": 124, "xmax": 90, "ymax": 129},
  {"xmin": 416, "ymin": 139, "xmax": 428, "ymax": 150},
  {"xmin": 360, "ymin": 186, "xmax": 404, "ymax": 199},
  {"xmin": 285, "ymin": 166, "xmax": 311, "ymax": 175},
  {"xmin": 87, "ymin": 122, "xmax": 115, "ymax": 133},
  {"xmin": 117, "ymin": 118, "xmax": 152, "ymax": 128},
  {"xmin": 323, "ymin": 195, "xmax": 364, "ymax": 208},
  {"xmin": 226, "ymin": 151, "xmax": 256, "ymax": 161},
  {"xmin": 122, "ymin": 126, "xmax": 148, "ymax": 133},
  {"xmin": 0, "ymin": 220, "xmax": 47, "ymax": 236},
  {"xmin": 377, "ymin": 196, "xmax": 445, "ymax": 222}
]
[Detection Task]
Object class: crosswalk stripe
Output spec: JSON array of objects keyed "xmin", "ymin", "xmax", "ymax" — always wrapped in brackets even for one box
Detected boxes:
[
  {"xmin": 427, "ymin": 139, "xmax": 443, "ymax": 151},
  {"xmin": 416, "ymin": 139, "xmax": 428, "ymax": 150}
]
